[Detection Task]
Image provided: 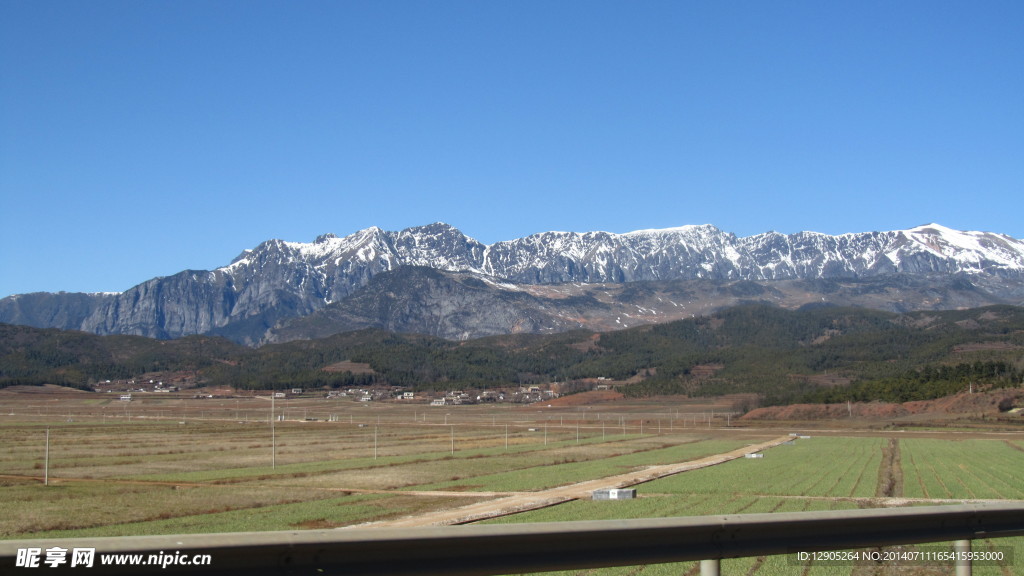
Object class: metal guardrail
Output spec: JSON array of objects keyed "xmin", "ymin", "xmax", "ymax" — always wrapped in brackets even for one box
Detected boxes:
[{"xmin": 2, "ymin": 503, "xmax": 1022, "ymax": 575}]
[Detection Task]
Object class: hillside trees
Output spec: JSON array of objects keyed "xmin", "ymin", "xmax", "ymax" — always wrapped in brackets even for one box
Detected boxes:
[
  {"xmin": 2, "ymin": 303, "xmax": 1023, "ymax": 402},
  {"xmin": 806, "ymin": 360, "xmax": 1024, "ymax": 404}
]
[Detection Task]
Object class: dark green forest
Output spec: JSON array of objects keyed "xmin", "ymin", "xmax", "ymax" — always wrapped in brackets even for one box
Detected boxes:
[{"xmin": 2, "ymin": 303, "xmax": 1023, "ymax": 406}]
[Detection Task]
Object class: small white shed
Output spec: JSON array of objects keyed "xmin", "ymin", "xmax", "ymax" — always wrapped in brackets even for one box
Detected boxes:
[{"xmin": 592, "ymin": 488, "xmax": 636, "ymax": 500}]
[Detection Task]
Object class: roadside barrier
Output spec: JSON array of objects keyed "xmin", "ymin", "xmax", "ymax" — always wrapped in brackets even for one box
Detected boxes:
[{"xmin": 2, "ymin": 502, "xmax": 1022, "ymax": 575}]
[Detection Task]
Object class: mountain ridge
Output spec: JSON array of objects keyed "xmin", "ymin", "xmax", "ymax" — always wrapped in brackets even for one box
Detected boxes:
[
  {"xmin": 4, "ymin": 303, "xmax": 1023, "ymax": 408},
  {"xmin": 2, "ymin": 222, "xmax": 1023, "ymax": 344}
]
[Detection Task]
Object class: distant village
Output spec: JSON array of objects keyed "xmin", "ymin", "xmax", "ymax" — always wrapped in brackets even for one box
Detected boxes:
[
  {"xmin": 90, "ymin": 376, "xmax": 592, "ymax": 406},
  {"xmin": 324, "ymin": 384, "xmax": 560, "ymax": 405},
  {"xmin": 281, "ymin": 384, "xmax": 562, "ymax": 405},
  {"xmin": 93, "ymin": 379, "xmax": 180, "ymax": 401}
]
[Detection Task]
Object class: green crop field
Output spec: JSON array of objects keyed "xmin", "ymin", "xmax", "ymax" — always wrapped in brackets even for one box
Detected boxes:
[
  {"xmin": 900, "ymin": 437, "xmax": 1024, "ymax": 500},
  {"xmin": 1, "ymin": 393, "xmax": 1022, "ymax": 576},
  {"xmin": 481, "ymin": 434, "xmax": 1024, "ymax": 576}
]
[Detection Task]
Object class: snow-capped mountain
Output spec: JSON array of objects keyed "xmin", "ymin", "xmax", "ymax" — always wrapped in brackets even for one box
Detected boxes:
[
  {"xmin": 2, "ymin": 222, "xmax": 1022, "ymax": 344},
  {"xmin": 223, "ymin": 222, "xmax": 1024, "ymax": 288}
]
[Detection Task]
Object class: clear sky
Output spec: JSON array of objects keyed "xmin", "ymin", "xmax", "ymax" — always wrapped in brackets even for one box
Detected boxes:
[{"xmin": 2, "ymin": 1, "xmax": 1022, "ymax": 297}]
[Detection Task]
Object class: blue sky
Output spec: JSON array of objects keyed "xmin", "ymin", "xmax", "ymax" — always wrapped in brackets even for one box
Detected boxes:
[{"xmin": 2, "ymin": 1, "xmax": 1022, "ymax": 297}]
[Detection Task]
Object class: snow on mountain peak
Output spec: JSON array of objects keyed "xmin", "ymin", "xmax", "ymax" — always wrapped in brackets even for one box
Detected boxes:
[
  {"xmin": 625, "ymin": 224, "xmax": 721, "ymax": 236},
  {"xmin": 900, "ymin": 223, "xmax": 1024, "ymax": 270},
  {"xmin": 213, "ymin": 222, "xmax": 1024, "ymax": 287},
  {"xmin": 7, "ymin": 220, "xmax": 1024, "ymax": 344}
]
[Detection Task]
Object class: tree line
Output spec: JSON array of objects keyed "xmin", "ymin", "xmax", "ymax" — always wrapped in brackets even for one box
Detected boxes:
[{"xmin": 2, "ymin": 303, "xmax": 1022, "ymax": 405}]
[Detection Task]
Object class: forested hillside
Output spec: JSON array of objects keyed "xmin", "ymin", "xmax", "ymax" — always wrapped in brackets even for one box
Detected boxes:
[{"xmin": 2, "ymin": 304, "xmax": 1022, "ymax": 406}]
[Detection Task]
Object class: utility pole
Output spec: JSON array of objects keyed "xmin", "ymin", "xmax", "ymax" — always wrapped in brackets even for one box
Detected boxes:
[
  {"xmin": 44, "ymin": 427, "xmax": 50, "ymax": 486},
  {"xmin": 271, "ymin": 393, "xmax": 276, "ymax": 469}
]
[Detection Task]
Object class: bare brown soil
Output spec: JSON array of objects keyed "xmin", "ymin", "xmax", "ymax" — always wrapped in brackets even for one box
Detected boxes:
[
  {"xmin": 952, "ymin": 341, "xmax": 1023, "ymax": 353},
  {"xmin": 741, "ymin": 388, "xmax": 1024, "ymax": 423},
  {"xmin": 322, "ymin": 360, "xmax": 376, "ymax": 374},
  {"xmin": 876, "ymin": 438, "xmax": 903, "ymax": 498},
  {"xmin": 542, "ymin": 389, "xmax": 625, "ymax": 407},
  {"xmin": 788, "ymin": 373, "xmax": 853, "ymax": 388},
  {"xmin": 0, "ymin": 384, "xmax": 88, "ymax": 395},
  {"xmin": 688, "ymin": 364, "xmax": 724, "ymax": 378}
]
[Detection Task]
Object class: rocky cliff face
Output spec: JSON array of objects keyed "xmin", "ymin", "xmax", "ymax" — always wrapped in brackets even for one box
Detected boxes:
[
  {"xmin": 262, "ymin": 267, "xmax": 603, "ymax": 343},
  {"xmin": 264, "ymin": 269, "xmax": 1017, "ymax": 343},
  {"xmin": 2, "ymin": 222, "xmax": 1023, "ymax": 344}
]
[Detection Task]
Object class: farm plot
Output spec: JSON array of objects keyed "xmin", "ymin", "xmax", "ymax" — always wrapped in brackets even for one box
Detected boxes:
[
  {"xmin": 0, "ymin": 412, "xmax": 778, "ymax": 539},
  {"xmin": 1, "ymin": 420, "xmax": 630, "ymax": 482},
  {"xmin": 6, "ymin": 395, "xmax": 1020, "ymax": 576},
  {"xmin": 4, "ymin": 489, "xmax": 481, "ymax": 540},
  {"xmin": 480, "ymin": 439, "xmax": 882, "ymax": 575},
  {"xmin": 894, "ymin": 437, "xmax": 1024, "ymax": 576},
  {"xmin": 483, "ymin": 435, "xmax": 1024, "ymax": 576},
  {"xmin": 900, "ymin": 438, "xmax": 1024, "ymax": 500},
  {"xmin": 638, "ymin": 435, "xmax": 886, "ymax": 499},
  {"xmin": 481, "ymin": 437, "xmax": 886, "ymax": 525},
  {"xmin": 485, "ymin": 495, "xmax": 861, "ymax": 576},
  {"xmin": 408, "ymin": 437, "xmax": 752, "ymax": 493},
  {"xmin": 0, "ymin": 477, "xmax": 442, "ymax": 538}
]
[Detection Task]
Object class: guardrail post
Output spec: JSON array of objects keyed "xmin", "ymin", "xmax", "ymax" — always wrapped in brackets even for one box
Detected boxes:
[
  {"xmin": 699, "ymin": 558, "xmax": 720, "ymax": 576},
  {"xmin": 954, "ymin": 539, "xmax": 971, "ymax": 576}
]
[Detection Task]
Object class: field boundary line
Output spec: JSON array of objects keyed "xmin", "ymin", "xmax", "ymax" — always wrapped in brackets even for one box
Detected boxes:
[
  {"xmin": 0, "ymin": 474, "xmax": 516, "ymax": 498},
  {"xmin": 353, "ymin": 435, "xmax": 795, "ymax": 528}
]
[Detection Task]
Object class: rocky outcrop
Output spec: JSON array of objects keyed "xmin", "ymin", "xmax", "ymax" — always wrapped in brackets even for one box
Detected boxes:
[
  {"xmin": 262, "ymin": 267, "xmax": 602, "ymax": 343},
  {"xmin": 2, "ymin": 222, "xmax": 1023, "ymax": 344}
]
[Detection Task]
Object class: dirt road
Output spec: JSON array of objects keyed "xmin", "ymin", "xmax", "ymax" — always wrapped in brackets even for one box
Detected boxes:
[{"xmin": 353, "ymin": 435, "xmax": 794, "ymax": 528}]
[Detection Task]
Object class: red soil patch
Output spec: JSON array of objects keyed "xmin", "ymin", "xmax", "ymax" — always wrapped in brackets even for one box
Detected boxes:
[
  {"xmin": 0, "ymin": 384, "xmax": 88, "ymax": 395},
  {"xmin": 741, "ymin": 388, "xmax": 1024, "ymax": 421},
  {"xmin": 788, "ymin": 373, "xmax": 853, "ymax": 387},
  {"xmin": 952, "ymin": 341, "xmax": 1023, "ymax": 353},
  {"xmin": 689, "ymin": 364, "xmax": 723, "ymax": 379},
  {"xmin": 543, "ymin": 389, "xmax": 625, "ymax": 407},
  {"xmin": 323, "ymin": 360, "xmax": 376, "ymax": 374}
]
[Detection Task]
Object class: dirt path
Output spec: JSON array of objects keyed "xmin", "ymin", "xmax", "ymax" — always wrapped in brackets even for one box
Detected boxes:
[
  {"xmin": 352, "ymin": 435, "xmax": 795, "ymax": 528},
  {"xmin": 0, "ymin": 474, "xmax": 522, "ymax": 501}
]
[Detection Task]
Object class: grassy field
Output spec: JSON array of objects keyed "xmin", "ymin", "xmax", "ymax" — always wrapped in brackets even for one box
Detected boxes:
[
  {"xmin": 1, "ymin": 390, "xmax": 1022, "ymax": 575},
  {"xmin": 484, "ymin": 435, "xmax": 1024, "ymax": 576},
  {"xmin": 900, "ymin": 437, "xmax": 1024, "ymax": 500},
  {"xmin": 0, "ymin": 391, "xmax": 756, "ymax": 537}
]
